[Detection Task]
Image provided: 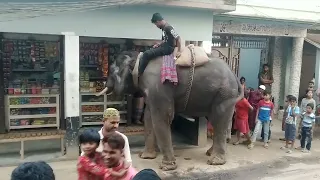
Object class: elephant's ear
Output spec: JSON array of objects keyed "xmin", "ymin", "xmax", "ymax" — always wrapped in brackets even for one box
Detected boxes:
[{"xmin": 132, "ymin": 52, "xmax": 143, "ymax": 88}]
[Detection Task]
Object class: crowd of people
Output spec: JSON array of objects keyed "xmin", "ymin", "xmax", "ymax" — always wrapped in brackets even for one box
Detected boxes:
[
  {"xmin": 232, "ymin": 64, "xmax": 317, "ymax": 154},
  {"xmin": 11, "ymin": 108, "xmax": 161, "ymax": 180},
  {"xmin": 9, "ymin": 63, "xmax": 319, "ymax": 180}
]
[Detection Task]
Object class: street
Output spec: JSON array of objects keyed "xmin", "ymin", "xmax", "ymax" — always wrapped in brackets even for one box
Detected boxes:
[{"xmin": 1, "ymin": 119, "xmax": 320, "ymax": 180}]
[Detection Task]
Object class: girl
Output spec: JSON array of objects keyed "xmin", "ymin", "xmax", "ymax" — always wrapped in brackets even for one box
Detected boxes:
[
  {"xmin": 233, "ymin": 96, "xmax": 253, "ymax": 145},
  {"xmin": 77, "ymin": 129, "xmax": 127, "ymax": 180}
]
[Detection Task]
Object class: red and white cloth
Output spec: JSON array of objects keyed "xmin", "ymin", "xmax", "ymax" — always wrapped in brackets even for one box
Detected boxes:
[{"xmin": 161, "ymin": 53, "xmax": 178, "ymax": 85}]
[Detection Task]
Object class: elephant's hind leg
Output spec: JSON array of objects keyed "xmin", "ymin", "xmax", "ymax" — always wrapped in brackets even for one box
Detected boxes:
[
  {"xmin": 139, "ymin": 105, "xmax": 157, "ymax": 159},
  {"xmin": 207, "ymin": 98, "xmax": 236, "ymax": 165}
]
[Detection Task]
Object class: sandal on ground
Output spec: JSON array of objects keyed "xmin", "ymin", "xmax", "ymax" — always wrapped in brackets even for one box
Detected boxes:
[
  {"xmin": 233, "ymin": 141, "xmax": 240, "ymax": 145},
  {"xmin": 279, "ymin": 138, "xmax": 286, "ymax": 141},
  {"xmin": 248, "ymin": 143, "xmax": 254, "ymax": 149},
  {"xmin": 286, "ymin": 149, "xmax": 293, "ymax": 154},
  {"xmin": 280, "ymin": 146, "xmax": 288, "ymax": 150},
  {"xmin": 263, "ymin": 144, "xmax": 269, "ymax": 149}
]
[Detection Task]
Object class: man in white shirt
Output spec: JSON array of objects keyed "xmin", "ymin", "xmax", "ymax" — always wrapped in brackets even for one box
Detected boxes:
[{"xmin": 81, "ymin": 108, "xmax": 132, "ymax": 165}]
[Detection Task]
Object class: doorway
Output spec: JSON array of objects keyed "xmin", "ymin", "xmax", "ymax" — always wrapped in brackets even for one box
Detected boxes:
[{"xmin": 239, "ymin": 49, "xmax": 262, "ymax": 89}]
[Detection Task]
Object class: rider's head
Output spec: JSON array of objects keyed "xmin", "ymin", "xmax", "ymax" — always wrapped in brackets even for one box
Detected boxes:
[{"xmin": 151, "ymin": 13, "xmax": 165, "ymax": 29}]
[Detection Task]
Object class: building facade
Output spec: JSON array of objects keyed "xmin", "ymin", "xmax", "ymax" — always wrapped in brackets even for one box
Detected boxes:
[{"xmin": 0, "ymin": 0, "xmax": 236, "ymax": 157}]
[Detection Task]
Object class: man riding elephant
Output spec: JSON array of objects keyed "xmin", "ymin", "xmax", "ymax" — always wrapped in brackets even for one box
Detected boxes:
[{"xmin": 138, "ymin": 13, "xmax": 182, "ymax": 76}]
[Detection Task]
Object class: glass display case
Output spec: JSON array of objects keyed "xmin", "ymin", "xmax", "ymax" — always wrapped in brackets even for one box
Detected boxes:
[
  {"xmin": 5, "ymin": 94, "xmax": 60, "ymax": 130},
  {"xmin": 80, "ymin": 92, "xmax": 128, "ymax": 126}
]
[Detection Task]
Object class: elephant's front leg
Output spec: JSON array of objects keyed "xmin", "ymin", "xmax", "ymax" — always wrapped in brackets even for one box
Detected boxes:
[
  {"xmin": 207, "ymin": 99, "xmax": 235, "ymax": 165},
  {"xmin": 139, "ymin": 105, "xmax": 157, "ymax": 159},
  {"xmin": 151, "ymin": 104, "xmax": 177, "ymax": 171}
]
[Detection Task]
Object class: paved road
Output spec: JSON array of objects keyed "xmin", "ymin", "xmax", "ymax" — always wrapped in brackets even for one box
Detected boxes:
[
  {"xmin": 1, "ymin": 155, "xmax": 320, "ymax": 180},
  {"xmin": 164, "ymin": 156, "xmax": 320, "ymax": 180}
]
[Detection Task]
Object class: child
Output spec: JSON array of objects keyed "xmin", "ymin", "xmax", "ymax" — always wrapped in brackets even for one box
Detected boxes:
[
  {"xmin": 77, "ymin": 129, "xmax": 127, "ymax": 180},
  {"xmin": 279, "ymin": 95, "xmax": 293, "ymax": 141},
  {"xmin": 281, "ymin": 96, "xmax": 300, "ymax": 154},
  {"xmin": 248, "ymin": 90, "xmax": 274, "ymax": 149},
  {"xmin": 300, "ymin": 90, "xmax": 316, "ymax": 114},
  {"xmin": 233, "ymin": 96, "xmax": 253, "ymax": 145},
  {"xmin": 298, "ymin": 103, "xmax": 316, "ymax": 153}
]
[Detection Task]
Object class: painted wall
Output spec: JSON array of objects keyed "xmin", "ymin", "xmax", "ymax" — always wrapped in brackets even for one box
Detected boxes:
[
  {"xmin": 239, "ymin": 49, "xmax": 261, "ymax": 89},
  {"xmin": 0, "ymin": 5, "xmax": 213, "ymax": 41}
]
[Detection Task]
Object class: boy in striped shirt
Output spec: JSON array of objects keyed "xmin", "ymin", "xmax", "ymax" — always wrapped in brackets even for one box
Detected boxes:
[
  {"xmin": 298, "ymin": 103, "xmax": 316, "ymax": 153},
  {"xmin": 281, "ymin": 96, "xmax": 300, "ymax": 154}
]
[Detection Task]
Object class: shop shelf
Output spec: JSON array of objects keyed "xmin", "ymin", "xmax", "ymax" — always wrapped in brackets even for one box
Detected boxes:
[
  {"xmin": 9, "ymin": 114, "xmax": 57, "ymax": 119},
  {"xmin": 10, "ymin": 124, "xmax": 58, "ymax": 129},
  {"xmin": 9, "ymin": 104, "xmax": 57, "ymax": 108},
  {"xmin": 5, "ymin": 94, "xmax": 60, "ymax": 131},
  {"xmin": 12, "ymin": 69, "xmax": 48, "ymax": 72},
  {"xmin": 81, "ymin": 112, "xmax": 104, "ymax": 116},
  {"xmin": 81, "ymin": 102, "xmax": 105, "ymax": 106},
  {"xmin": 107, "ymin": 101, "xmax": 127, "ymax": 105},
  {"xmin": 81, "ymin": 122, "xmax": 103, "ymax": 126}
]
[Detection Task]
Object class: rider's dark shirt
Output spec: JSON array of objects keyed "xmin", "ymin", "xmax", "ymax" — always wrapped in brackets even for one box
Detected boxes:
[{"xmin": 162, "ymin": 23, "xmax": 179, "ymax": 48}]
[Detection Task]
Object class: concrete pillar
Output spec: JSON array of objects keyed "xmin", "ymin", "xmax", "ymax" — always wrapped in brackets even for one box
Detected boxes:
[
  {"xmin": 314, "ymin": 49, "xmax": 320, "ymax": 105},
  {"xmin": 315, "ymin": 49, "xmax": 320, "ymax": 136},
  {"xmin": 271, "ymin": 37, "xmax": 284, "ymax": 113},
  {"xmin": 288, "ymin": 37, "xmax": 304, "ymax": 99},
  {"xmin": 62, "ymin": 32, "xmax": 80, "ymax": 159}
]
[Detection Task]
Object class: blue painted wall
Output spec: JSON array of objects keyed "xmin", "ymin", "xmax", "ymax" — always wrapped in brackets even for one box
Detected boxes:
[
  {"xmin": 239, "ymin": 49, "xmax": 262, "ymax": 89},
  {"xmin": 0, "ymin": 5, "xmax": 213, "ymax": 41}
]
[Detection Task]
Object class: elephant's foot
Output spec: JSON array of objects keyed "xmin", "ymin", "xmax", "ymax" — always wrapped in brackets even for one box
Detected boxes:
[
  {"xmin": 207, "ymin": 153, "xmax": 226, "ymax": 165},
  {"xmin": 138, "ymin": 151, "xmax": 157, "ymax": 159},
  {"xmin": 206, "ymin": 146, "xmax": 213, "ymax": 156},
  {"xmin": 159, "ymin": 160, "xmax": 177, "ymax": 171}
]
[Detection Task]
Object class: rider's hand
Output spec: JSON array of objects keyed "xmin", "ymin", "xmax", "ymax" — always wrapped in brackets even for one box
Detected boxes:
[
  {"xmin": 176, "ymin": 51, "xmax": 181, "ymax": 58},
  {"xmin": 153, "ymin": 43, "xmax": 160, "ymax": 48}
]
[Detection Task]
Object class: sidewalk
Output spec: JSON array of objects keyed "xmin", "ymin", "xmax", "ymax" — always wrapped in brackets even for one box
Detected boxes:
[{"xmin": 1, "ymin": 120, "xmax": 320, "ymax": 180}]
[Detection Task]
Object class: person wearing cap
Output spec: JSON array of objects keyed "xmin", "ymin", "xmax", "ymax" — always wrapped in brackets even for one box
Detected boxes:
[
  {"xmin": 247, "ymin": 85, "xmax": 265, "ymax": 131},
  {"xmin": 258, "ymin": 64, "xmax": 274, "ymax": 92},
  {"xmin": 138, "ymin": 12, "xmax": 182, "ymax": 76},
  {"xmin": 81, "ymin": 108, "xmax": 132, "ymax": 166}
]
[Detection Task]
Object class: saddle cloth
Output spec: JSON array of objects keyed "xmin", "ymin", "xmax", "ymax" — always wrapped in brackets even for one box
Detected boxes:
[
  {"xmin": 161, "ymin": 53, "xmax": 178, "ymax": 85},
  {"xmin": 175, "ymin": 44, "xmax": 209, "ymax": 67}
]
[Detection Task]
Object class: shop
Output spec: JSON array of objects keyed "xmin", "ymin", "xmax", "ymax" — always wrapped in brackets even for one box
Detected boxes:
[
  {"xmin": 78, "ymin": 37, "xmax": 153, "ymax": 126},
  {"xmin": 0, "ymin": 32, "xmax": 63, "ymax": 131}
]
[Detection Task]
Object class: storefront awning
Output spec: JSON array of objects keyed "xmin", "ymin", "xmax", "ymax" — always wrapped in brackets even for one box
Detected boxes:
[{"xmin": 305, "ymin": 34, "xmax": 320, "ymax": 49}]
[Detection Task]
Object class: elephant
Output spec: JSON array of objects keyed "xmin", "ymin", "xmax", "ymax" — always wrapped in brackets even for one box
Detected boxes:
[{"xmin": 96, "ymin": 50, "xmax": 242, "ymax": 171}]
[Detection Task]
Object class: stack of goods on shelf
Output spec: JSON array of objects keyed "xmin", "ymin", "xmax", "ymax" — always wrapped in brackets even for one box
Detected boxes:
[
  {"xmin": 82, "ymin": 105, "xmax": 104, "ymax": 112},
  {"xmin": 2, "ymin": 39, "xmax": 60, "ymax": 94},
  {"xmin": 80, "ymin": 42, "xmax": 108, "ymax": 92},
  {"xmin": 99, "ymin": 44, "xmax": 109, "ymax": 78},
  {"xmin": 9, "ymin": 96, "xmax": 55, "ymax": 105}
]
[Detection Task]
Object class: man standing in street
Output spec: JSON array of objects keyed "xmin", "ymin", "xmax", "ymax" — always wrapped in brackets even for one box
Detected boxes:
[
  {"xmin": 259, "ymin": 64, "xmax": 274, "ymax": 92},
  {"xmin": 138, "ymin": 13, "xmax": 182, "ymax": 76}
]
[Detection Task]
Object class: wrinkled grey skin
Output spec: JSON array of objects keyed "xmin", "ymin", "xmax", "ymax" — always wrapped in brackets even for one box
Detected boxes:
[{"xmin": 100, "ymin": 51, "xmax": 242, "ymax": 171}]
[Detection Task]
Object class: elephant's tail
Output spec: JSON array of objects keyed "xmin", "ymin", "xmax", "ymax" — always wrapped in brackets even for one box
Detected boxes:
[{"xmin": 235, "ymin": 73, "xmax": 243, "ymax": 102}]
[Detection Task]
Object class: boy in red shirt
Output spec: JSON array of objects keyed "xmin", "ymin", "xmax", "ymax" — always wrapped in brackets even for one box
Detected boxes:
[
  {"xmin": 233, "ymin": 96, "xmax": 253, "ymax": 145},
  {"xmin": 77, "ymin": 129, "xmax": 127, "ymax": 180}
]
